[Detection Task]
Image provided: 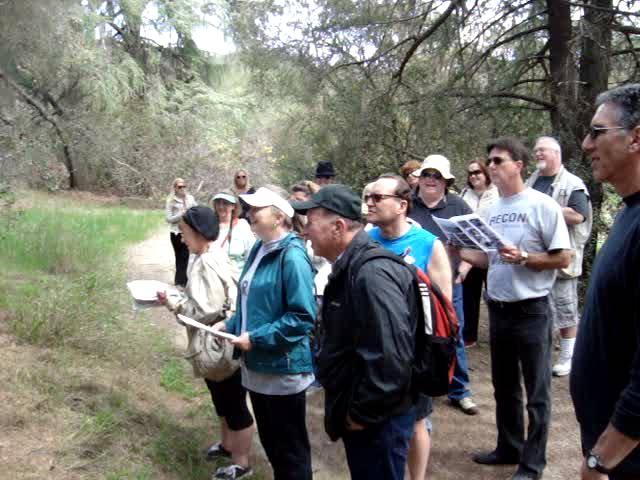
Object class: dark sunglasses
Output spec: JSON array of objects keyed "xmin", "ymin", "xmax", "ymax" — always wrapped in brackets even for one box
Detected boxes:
[
  {"xmin": 486, "ymin": 156, "xmax": 513, "ymax": 166},
  {"xmin": 420, "ymin": 171, "xmax": 444, "ymax": 180},
  {"xmin": 176, "ymin": 185, "xmax": 186, "ymax": 189},
  {"xmin": 364, "ymin": 193, "xmax": 400, "ymax": 203},
  {"xmin": 588, "ymin": 125, "xmax": 626, "ymax": 140},
  {"xmin": 468, "ymin": 170, "xmax": 483, "ymax": 176}
]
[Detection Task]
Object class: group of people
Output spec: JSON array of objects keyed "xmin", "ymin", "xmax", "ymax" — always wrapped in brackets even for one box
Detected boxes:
[{"xmin": 159, "ymin": 83, "xmax": 640, "ymax": 480}]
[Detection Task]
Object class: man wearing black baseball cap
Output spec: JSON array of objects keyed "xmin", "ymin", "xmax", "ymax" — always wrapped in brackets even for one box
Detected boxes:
[{"xmin": 291, "ymin": 184, "xmax": 419, "ymax": 480}]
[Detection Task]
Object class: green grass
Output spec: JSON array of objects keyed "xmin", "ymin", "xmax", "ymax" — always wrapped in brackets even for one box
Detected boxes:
[
  {"xmin": 0, "ymin": 206, "xmax": 161, "ymax": 274},
  {"xmin": 160, "ymin": 358, "xmax": 204, "ymax": 399},
  {"xmin": 0, "ymin": 191, "xmax": 258, "ymax": 480}
]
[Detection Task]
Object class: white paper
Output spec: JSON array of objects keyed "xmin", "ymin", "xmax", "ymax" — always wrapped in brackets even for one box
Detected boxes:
[
  {"xmin": 434, "ymin": 214, "xmax": 506, "ymax": 252},
  {"xmin": 127, "ymin": 280, "xmax": 180, "ymax": 302},
  {"xmin": 177, "ymin": 314, "xmax": 238, "ymax": 341}
]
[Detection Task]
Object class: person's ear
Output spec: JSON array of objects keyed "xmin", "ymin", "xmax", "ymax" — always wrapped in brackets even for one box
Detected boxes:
[{"xmin": 628, "ymin": 125, "xmax": 640, "ymax": 153}]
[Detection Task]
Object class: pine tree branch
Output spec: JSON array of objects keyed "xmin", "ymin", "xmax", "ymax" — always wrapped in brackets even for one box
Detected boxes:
[{"xmin": 392, "ymin": 0, "xmax": 461, "ymax": 81}]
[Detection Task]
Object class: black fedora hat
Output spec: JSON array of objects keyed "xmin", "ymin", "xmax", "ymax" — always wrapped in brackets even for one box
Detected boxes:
[{"xmin": 315, "ymin": 161, "xmax": 336, "ymax": 178}]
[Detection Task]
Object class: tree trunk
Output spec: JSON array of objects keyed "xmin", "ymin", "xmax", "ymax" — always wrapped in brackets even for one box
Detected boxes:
[{"xmin": 576, "ymin": 0, "xmax": 613, "ymax": 284}]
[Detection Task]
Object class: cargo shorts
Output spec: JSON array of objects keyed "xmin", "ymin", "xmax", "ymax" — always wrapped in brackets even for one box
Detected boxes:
[{"xmin": 549, "ymin": 277, "xmax": 579, "ymax": 329}]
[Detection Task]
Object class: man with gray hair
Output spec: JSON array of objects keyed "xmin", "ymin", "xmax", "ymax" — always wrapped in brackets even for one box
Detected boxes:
[
  {"xmin": 292, "ymin": 184, "xmax": 419, "ymax": 480},
  {"xmin": 526, "ymin": 136, "xmax": 592, "ymax": 377},
  {"xmin": 571, "ymin": 84, "xmax": 640, "ymax": 479}
]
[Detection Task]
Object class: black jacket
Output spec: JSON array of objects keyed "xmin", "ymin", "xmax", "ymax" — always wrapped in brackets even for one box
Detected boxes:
[{"xmin": 317, "ymin": 230, "xmax": 419, "ymax": 441}]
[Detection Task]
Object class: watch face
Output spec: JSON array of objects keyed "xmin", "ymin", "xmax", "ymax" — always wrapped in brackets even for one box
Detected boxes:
[{"xmin": 587, "ymin": 455, "xmax": 598, "ymax": 468}]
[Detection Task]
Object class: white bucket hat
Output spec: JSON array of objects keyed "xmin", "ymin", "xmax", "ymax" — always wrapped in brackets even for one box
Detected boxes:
[
  {"xmin": 413, "ymin": 154, "xmax": 455, "ymax": 181},
  {"xmin": 240, "ymin": 187, "xmax": 294, "ymax": 218}
]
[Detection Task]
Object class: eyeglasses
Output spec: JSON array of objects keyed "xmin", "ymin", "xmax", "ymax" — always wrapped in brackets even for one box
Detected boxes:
[
  {"xmin": 364, "ymin": 193, "xmax": 400, "ymax": 203},
  {"xmin": 487, "ymin": 156, "xmax": 513, "ymax": 166},
  {"xmin": 236, "ymin": 175, "xmax": 247, "ymax": 179},
  {"xmin": 176, "ymin": 185, "xmax": 186, "ymax": 189},
  {"xmin": 588, "ymin": 125, "xmax": 626, "ymax": 140},
  {"xmin": 420, "ymin": 171, "xmax": 444, "ymax": 180},
  {"xmin": 468, "ymin": 170, "xmax": 483, "ymax": 177}
]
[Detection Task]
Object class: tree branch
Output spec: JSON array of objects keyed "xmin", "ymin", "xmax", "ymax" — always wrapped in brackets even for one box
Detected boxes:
[
  {"xmin": 566, "ymin": 2, "xmax": 640, "ymax": 17},
  {"xmin": 446, "ymin": 90, "xmax": 555, "ymax": 110},
  {"xmin": 392, "ymin": 0, "xmax": 461, "ymax": 81},
  {"xmin": 0, "ymin": 67, "xmax": 76, "ymax": 187}
]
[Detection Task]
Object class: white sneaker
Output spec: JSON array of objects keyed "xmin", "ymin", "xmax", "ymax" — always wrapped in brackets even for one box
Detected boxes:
[
  {"xmin": 552, "ymin": 358, "xmax": 571, "ymax": 377},
  {"xmin": 214, "ymin": 465, "xmax": 253, "ymax": 480}
]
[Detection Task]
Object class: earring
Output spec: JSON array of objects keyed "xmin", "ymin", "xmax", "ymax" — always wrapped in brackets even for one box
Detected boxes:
[{"xmin": 272, "ymin": 222, "xmax": 278, "ymax": 230}]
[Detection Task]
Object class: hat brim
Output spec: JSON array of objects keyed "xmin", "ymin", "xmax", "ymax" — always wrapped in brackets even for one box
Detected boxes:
[
  {"xmin": 290, "ymin": 199, "xmax": 321, "ymax": 215},
  {"xmin": 413, "ymin": 167, "xmax": 455, "ymax": 181},
  {"xmin": 240, "ymin": 189, "xmax": 294, "ymax": 218},
  {"xmin": 212, "ymin": 193, "xmax": 237, "ymax": 204}
]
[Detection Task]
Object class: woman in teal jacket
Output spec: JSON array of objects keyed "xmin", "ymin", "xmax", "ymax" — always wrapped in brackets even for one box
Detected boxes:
[{"xmin": 213, "ymin": 186, "xmax": 316, "ymax": 480}]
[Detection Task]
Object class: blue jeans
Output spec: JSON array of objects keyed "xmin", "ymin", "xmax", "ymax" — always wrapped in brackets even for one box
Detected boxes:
[
  {"xmin": 448, "ymin": 283, "xmax": 472, "ymax": 401},
  {"xmin": 342, "ymin": 409, "xmax": 416, "ymax": 480}
]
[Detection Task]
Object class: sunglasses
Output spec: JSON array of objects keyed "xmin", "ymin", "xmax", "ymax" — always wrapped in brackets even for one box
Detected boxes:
[
  {"xmin": 588, "ymin": 125, "xmax": 626, "ymax": 140},
  {"xmin": 486, "ymin": 156, "xmax": 513, "ymax": 166},
  {"xmin": 420, "ymin": 171, "xmax": 444, "ymax": 180},
  {"xmin": 176, "ymin": 185, "xmax": 186, "ymax": 189},
  {"xmin": 236, "ymin": 175, "xmax": 247, "ymax": 179},
  {"xmin": 364, "ymin": 193, "xmax": 400, "ymax": 203},
  {"xmin": 468, "ymin": 170, "xmax": 483, "ymax": 176}
]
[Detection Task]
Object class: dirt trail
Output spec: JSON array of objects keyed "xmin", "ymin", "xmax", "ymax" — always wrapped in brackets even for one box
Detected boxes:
[{"xmin": 125, "ymin": 228, "xmax": 349, "ymax": 480}]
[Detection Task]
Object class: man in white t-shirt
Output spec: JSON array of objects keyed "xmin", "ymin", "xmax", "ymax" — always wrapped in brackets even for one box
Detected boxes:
[{"xmin": 458, "ymin": 137, "xmax": 572, "ymax": 480}]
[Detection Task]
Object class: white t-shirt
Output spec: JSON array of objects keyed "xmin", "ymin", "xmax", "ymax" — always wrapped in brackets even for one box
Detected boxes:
[
  {"xmin": 213, "ymin": 219, "xmax": 255, "ymax": 276},
  {"xmin": 486, "ymin": 188, "xmax": 571, "ymax": 302}
]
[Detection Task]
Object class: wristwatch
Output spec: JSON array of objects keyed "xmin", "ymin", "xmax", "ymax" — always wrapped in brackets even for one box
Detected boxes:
[
  {"xmin": 518, "ymin": 250, "xmax": 529, "ymax": 266},
  {"xmin": 586, "ymin": 451, "xmax": 611, "ymax": 474}
]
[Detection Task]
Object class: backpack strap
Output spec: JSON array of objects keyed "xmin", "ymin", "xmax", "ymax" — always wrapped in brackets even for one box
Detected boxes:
[{"xmin": 348, "ymin": 246, "xmax": 429, "ymax": 365}]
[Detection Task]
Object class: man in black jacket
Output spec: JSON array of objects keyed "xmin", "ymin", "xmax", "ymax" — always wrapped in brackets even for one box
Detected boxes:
[{"xmin": 292, "ymin": 184, "xmax": 418, "ymax": 480}]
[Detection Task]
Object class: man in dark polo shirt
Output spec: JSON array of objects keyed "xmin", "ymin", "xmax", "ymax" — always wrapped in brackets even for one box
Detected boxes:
[
  {"xmin": 571, "ymin": 84, "xmax": 640, "ymax": 480},
  {"xmin": 409, "ymin": 154, "xmax": 478, "ymax": 415}
]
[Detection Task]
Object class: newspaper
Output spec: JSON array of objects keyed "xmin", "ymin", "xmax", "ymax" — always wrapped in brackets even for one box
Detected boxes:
[{"xmin": 433, "ymin": 214, "xmax": 507, "ymax": 252}]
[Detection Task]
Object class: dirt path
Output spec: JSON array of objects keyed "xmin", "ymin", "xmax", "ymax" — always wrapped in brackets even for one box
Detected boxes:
[{"xmin": 126, "ymin": 230, "xmax": 582, "ymax": 480}]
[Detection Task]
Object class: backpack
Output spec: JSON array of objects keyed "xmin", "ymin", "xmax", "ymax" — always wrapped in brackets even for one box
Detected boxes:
[{"xmin": 350, "ymin": 248, "xmax": 459, "ymax": 397}]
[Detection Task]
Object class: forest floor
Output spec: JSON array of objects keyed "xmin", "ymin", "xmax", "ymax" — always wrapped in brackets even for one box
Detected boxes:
[{"xmin": 129, "ymin": 228, "xmax": 583, "ymax": 480}]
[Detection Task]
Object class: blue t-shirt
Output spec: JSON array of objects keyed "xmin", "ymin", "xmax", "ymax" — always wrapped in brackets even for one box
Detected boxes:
[{"xmin": 368, "ymin": 224, "xmax": 437, "ymax": 270}]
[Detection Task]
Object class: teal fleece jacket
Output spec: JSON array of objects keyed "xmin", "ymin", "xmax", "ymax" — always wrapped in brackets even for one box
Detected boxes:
[{"xmin": 225, "ymin": 233, "xmax": 316, "ymax": 374}]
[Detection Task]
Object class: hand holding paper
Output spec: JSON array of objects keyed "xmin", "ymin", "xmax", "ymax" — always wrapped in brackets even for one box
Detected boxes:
[{"xmin": 177, "ymin": 314, "xmax": 238, "ymax": 341}]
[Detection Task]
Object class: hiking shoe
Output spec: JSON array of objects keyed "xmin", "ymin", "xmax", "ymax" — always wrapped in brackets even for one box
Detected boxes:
[
  {"xmin": 472, "ymin": 449, "xmax": 520, "ymax": 465},
  {"xmin": 205, "ymin": 442, "xmax": 232, "ymax": 461},
  {"xmin": 552, "ymin": 358, "xmax": 571, "ymax": 377},
  {"xmin": 213, "ymin": 464, "xmax": 253, "ymax": 479},
  {"xmin": 451, "ymin": 397, "xmax": 479, "ymax": 415}
]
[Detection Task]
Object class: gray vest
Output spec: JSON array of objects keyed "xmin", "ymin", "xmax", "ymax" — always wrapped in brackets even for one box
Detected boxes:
[{"xmin": 526, "ymin": 165, "xmax": 593, "ymax": 278}]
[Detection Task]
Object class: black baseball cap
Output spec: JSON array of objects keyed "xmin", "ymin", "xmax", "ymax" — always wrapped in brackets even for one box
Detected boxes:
[{"xmin": 290, "ymin": 184, "xmax": 362, "ymax": 220}]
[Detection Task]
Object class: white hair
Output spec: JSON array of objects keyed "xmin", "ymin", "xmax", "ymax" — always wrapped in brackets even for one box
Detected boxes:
[{"xmin": 536, "ymin": 136, "xmax": 562, "ymax": 159}]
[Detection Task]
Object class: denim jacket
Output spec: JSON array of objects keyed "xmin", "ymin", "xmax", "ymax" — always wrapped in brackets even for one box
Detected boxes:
[{"xmin": 225, "ymin": 233, "xmax": 316, "ymax": 374}]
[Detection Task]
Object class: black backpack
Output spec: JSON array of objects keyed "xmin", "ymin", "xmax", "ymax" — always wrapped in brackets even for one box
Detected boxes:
[{"xmin": 349, "ymin": 248, "xmax": 459, "ymax": 397}]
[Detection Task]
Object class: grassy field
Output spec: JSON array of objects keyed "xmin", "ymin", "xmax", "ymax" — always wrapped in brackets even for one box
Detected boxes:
[{"xmin": 0, "ymin": 191, "xmax": 254, "ymax": 480}]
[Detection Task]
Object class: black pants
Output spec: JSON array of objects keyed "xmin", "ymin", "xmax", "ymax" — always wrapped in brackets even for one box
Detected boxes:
[
  {"xmin": 488, "ymin": 296, "xmax": 552, "ymax": 477},
  {"xmin": 249, "ymin": 390, "xmax": 312, "ymax": 480},
  {"xmin": 462, "ymin": 267, "xmax": 486, "ymax": 344},
  {"xmin": 170, "ymin": 232, "xmax": 189, "ymax": 287},
  {"xmin": 204, "ymin": 371, "xmax": 254, "ymax": 431}
]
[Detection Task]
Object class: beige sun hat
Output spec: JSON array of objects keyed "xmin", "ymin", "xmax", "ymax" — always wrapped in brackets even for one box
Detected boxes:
[{"xmin": 413, "ymin": 154, "xmax": 456, "ymax": 181}]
